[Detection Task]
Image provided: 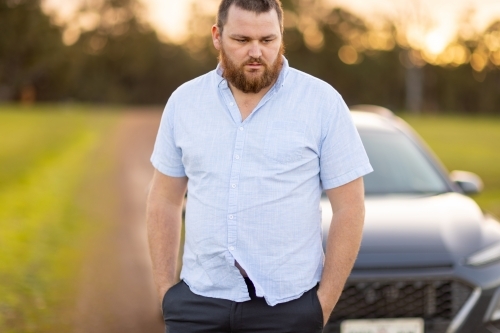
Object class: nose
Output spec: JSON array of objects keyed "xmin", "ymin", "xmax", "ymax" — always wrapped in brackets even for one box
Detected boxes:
[{"xmin": 248, "ymin": 41, "xmax": 262, "ymax": 59}]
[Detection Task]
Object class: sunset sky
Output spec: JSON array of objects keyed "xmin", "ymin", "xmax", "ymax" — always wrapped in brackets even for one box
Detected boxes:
[{"xmin": 43, "ymin": 0, "xmax": 500, "ymax": 53}]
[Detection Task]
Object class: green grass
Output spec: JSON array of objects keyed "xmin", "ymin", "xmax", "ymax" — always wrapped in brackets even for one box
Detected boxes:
[
  {"xmin": 401, "ymin": 114, "xmax": 500, "ymax": 218},
  {"xmin": 0, "ymin": 104, "xmax": 120, "ymax": 332}
]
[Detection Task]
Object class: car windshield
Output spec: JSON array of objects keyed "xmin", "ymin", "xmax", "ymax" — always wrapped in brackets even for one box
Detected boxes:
[{"xmin": 359, "ymin": 130, "xmax": 449, "ymax": 195}]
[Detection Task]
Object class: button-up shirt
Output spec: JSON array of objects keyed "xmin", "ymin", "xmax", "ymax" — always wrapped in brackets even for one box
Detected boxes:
[{"xmin": 151, "ymin": 57, "xmax": 373, "ymax": 306}]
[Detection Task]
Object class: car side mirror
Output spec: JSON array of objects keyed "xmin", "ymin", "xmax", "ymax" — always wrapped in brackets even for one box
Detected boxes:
[{"xmin": 449, "ymin": 170, "xmax": 483, "ymax": 195}]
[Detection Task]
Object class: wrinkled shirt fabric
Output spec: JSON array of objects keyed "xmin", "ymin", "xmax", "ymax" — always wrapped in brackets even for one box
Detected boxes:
[{"xmin": 151, "ymin": 57, "xmax": 373, "ymax": 306}]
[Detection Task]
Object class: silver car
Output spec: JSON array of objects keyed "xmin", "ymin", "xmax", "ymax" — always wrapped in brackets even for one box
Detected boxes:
[{"xmin": 321, "ymin": 106, "xmax": 500, "ymax": 333}]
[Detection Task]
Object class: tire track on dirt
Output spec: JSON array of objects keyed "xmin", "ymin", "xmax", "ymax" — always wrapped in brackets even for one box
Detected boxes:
[{"xmin": 73, "ymin": 109, "xmax": 164, "ymax": 333}]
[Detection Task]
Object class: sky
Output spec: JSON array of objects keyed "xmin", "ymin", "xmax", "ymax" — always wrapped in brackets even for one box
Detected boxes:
[
  {"xmin": 145, "ymin": 0, "xmax": 194, "ymax": 43},
  {"xmin": 144, "ymin": 0, "xmax": 500, "ymax": 44},
  {"xmin": 43, "ymin": 0, "xmax": 500, "ymax": 51},
  {"xmin": 330, "ymin": 0, "xmax": 500, "ymax": 53}
]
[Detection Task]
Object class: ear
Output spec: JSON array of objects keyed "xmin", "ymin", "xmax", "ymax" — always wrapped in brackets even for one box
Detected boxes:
[{"xmin": 212, "ymin": 25, "xmax": 222, "ymax": 51}]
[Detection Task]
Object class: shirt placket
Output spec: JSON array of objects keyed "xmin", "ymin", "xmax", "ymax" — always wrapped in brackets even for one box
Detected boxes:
[
  {"xmin": 227, "ymin": 124, "xmax": 246, "ymax": 253},
  {"xmin": 218, "ymin": 79, "xmax": 277, "ymax": 258}
]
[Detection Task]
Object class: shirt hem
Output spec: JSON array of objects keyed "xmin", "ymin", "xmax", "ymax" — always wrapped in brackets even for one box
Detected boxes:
[
  {"xmin": 181, "ymin": 277, "xmax": 320, "ymax": 306},
  {"xmin": 182, "ymin": 279, "xmax": 251, "ymax": 303},
  {"xmin": 265, "ymin": 280, "xmax": 320, "ymax": 306}
]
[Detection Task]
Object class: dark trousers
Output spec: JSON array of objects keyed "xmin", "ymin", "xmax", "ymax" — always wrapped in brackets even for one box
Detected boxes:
[{"xmin": 162, "ymin": 278, "xmax": 324, "ymax": 333}]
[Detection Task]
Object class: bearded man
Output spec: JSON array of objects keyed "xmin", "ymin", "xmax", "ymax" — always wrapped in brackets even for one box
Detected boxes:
[{"xmin": 147, "ymin": 0, "xmax": 373, "ymax": 332}]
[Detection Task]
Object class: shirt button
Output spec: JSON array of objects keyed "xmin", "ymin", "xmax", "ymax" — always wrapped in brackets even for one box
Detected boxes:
[
  {"xmin": 229, "ymin": 246, "xmax": 235, "ymax": 251},
  {"xmin": 231, "ymin": 184, "xmax": 236, "ymax": 188},
  {"xmin": 235, "ymin": 155, "xmax": 240, "ymax": 160},
  {"xmin": 229, "ymin": 215, "xmax": 234, "ymax": 219},
  {"xmin": 229, "ymin": 102, "xmax": 234, "ymax": 106},
  {"xmin": 239, "ymin": 127, "xmax": 244, "ymax": 131}
]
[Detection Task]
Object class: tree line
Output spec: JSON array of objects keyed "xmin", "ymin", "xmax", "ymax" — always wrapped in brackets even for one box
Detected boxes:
[{"xmin": 1, "ymin": 0, "xmax": 499, "ymax": 113}]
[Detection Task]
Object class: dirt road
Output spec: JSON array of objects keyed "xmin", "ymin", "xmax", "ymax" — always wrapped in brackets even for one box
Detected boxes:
[{"xmin": 73, "ymin": 109, "xmax": 165, "ymax": 333}]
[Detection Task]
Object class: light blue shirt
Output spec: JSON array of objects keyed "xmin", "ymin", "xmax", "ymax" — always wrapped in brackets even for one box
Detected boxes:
[{"xmin": 151, "ymin": 57, "xmax": 373, "ymax": 306}]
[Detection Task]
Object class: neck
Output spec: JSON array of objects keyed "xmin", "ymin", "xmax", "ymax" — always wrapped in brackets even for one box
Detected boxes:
[{"xmin": 227, "ymin": 80, "xmax": 276, "ymax": 122}]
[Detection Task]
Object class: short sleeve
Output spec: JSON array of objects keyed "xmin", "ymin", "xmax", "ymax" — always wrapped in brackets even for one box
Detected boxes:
[
  {"xmin": 319, "ymin": 95, "xmax": 373, "ymax": 189},
  {"xmin": 150, "ymin": 97, "xmax": 186, "ymax": 177}
]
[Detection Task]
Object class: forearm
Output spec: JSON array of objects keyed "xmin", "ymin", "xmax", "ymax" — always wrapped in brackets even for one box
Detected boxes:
[
  {"xmin": 318, "ymin": 207, "xmax": 364, "ymax": 317},
  {"xmin": 146, "ymin": 196, "xmax": 183, "ymax": 301}
]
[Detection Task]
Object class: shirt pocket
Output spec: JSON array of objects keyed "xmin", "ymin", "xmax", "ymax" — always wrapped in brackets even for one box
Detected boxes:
[{"xmin": 264, "ymin": 121, "xmax": 306, "ymax": 164}]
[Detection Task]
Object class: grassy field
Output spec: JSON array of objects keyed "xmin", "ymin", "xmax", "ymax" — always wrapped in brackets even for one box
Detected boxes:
[
  {"xmin": 0, "ymin": 104, "xmax": 120, "ymax": 332},
  {"xmin": 401, "ymin": 114, "xmax": 500, "ymax": 218}
]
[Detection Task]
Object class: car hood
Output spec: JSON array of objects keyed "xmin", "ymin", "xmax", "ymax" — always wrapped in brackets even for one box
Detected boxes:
[{"xmin": 321, "ymin": 192, "xmax": 493, "ymax": 269}]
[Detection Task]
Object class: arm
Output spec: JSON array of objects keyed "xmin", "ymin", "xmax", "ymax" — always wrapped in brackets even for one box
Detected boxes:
[
  {"xmin": 146, "ymin": 169, "xmax": 188, "ymax": 303},
  {"xmin": 317, "ymin": 177, "xmax": 365, "ymax": 326}
]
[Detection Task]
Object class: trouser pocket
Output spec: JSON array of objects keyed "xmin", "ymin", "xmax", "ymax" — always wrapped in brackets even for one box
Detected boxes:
[
  {"xmin": 311, "ymin": 285, "xmax": 324, "ymax": 326},
  {"xmin": 162, "ymin": 281, "xmax": 183, "ymax": 318},
  {"xmin": 162, "ymin": 282, "xmax": 233, "ymax": 333}
]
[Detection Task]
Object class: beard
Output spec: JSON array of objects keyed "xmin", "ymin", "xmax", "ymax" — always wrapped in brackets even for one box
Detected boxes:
[{"xmin": 219, "ymin": 43, "xmax": 284, "ymax": 94}]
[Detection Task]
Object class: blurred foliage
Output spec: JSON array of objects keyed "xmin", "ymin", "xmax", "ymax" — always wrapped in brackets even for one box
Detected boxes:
[
  {"xmin": 60, "ymin": 0, "xmax": 213, "ymax": 103},
  {"xmin": 0, "ymin": 0, "xmax": 499, "ymax": 112},
  {"xmin": 0, "ymin": 0, "xmax": 68, "ymax": 101},
  {"xmin": 0, "ymin": 105, "xmax": 119, "ymax": 332}
]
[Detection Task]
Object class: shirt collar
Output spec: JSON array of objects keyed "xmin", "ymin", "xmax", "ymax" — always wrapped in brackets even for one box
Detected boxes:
[{"xmin": 215, "ymin": 56, "xmax": 289, "ymax": 93}]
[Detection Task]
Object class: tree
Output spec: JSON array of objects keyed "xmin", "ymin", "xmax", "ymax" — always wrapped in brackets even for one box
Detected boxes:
[
  {"xmin": 0, "ymin": 0, "xmax": 68, "ymax": 102},
  {"xmin": 53, "ymin": 0, "xmax": 209, "ymax": 103}
]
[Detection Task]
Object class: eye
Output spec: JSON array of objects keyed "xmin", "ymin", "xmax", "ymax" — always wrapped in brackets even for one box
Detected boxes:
[
  {"xmin": 236, "ymin": 39, "xmax": 247, "ymax": 43},
  {"xmin": 262, "ymin": 39, "xmax": 274, "ymax": 44}
]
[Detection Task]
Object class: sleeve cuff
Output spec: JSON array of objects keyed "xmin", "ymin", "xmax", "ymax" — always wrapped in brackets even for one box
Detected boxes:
[
  {"xmin": 151, "ymin": 157, "xmax": 186, "ymax": 177},
  {"xmin": 321, "ymin": 163, "xmax": 373, "ymax": 190}
]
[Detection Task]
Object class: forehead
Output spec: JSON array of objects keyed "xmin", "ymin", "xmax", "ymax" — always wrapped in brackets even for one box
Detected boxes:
[{"xmin": 224, "ymin": 4, "xmax": 281, "ymax": 37}]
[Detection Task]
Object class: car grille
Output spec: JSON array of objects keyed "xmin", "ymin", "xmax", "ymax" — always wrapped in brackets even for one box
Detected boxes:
[{"xmin": 324, "ymin": 279, "xmax": 474, "ymax": 333}]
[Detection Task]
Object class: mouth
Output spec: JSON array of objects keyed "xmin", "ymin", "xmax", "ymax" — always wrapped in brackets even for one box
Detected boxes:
[
  {"xmin": 246, "ymin": 62, "xmax": 263, "ymax": 68},
  {"xmin": 245, "ymin": 63, "xmax": 263, "ymax": 69}
]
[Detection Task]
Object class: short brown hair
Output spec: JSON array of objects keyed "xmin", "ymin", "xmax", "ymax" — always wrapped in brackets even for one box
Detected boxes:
[{"xmin": 216, "ymin": 0, "xmax": 284, "ymax": 35}]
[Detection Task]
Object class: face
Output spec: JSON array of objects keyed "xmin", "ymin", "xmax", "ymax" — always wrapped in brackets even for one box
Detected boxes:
[{"xmin": 212, "ymin": 5, "xmax": 284, "ymax": 94}]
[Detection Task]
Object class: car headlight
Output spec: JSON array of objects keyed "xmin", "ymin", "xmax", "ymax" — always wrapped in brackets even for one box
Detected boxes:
[{"xmin": 465, "ymin": 242, "xmax": 500, "ymax": 267}]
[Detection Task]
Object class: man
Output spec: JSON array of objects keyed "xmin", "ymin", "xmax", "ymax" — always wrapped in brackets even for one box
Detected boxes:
[{"xmin": 147, "ymin": 0, "xmax": 373, "ymax": 332}]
